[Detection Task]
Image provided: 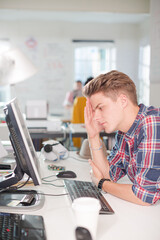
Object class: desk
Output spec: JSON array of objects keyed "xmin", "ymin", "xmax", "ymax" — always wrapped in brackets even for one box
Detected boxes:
[
  {"xmin": 29, "ymin": 124, "xmax": 116, "ymax": 151},
  {"xmin": 29, "ymin": 128, "xmax": 65, "ymax": 139},
  {"xmin": 29, "ymin": 124, "xmax": 115, "ymax": 139},
  {"xmin": 2, "ymin": 152, "xmax": 160, "ymax": 240}
]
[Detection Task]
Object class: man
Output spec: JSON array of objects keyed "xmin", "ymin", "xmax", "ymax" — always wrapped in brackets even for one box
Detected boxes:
[{"xmin": 83, "ymin": 70, "xmax": 160, "ymax": 205}]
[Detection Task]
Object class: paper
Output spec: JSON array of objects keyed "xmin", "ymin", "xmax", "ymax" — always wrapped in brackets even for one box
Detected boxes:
[
  {"xmin": 26, "ymin": 119, "xmax": 62, "ymax": 131},
  {"xmin": 7, "ymin": 200, "xmax": 21, "ymax": 207},
  {"xmin": 26, "ymin": 100, "xmax": 48, "ymax": 119}
]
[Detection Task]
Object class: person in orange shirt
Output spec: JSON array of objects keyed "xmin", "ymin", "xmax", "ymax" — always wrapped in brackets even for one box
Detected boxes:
[{"xmin": 71, "ymin": 77, "xmax": 93, "ymax": 148}]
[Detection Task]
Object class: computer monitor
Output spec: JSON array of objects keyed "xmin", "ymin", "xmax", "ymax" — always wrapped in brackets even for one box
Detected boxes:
[{"xmin": 0, "ymin": 98, "xmax": 41, "ymax": 189}]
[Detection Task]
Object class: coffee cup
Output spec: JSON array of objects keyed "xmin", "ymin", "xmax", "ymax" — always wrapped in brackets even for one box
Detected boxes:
[{"xmin": 72, "ymin": 197, "xmax": 101, "ymax": 240}]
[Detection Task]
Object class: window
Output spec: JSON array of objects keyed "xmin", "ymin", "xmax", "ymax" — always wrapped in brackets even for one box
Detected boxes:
[
  {"xmin": 74, "ymin": 42, "xmax": 116, "ymax": 83},
  {"xmin": 138, "ymin": 45, "xmax": 150, "ymax": 106},
  {"xmin": 0, "ymin": 40, "xmax": 11, "ymax": 102}
]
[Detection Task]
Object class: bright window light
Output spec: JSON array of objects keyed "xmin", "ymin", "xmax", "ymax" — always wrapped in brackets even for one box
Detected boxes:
[
  {"xmin": 138, "ymin": 45, "xmax": 150, "ymax": 106},
  {"xmin": 0, "ymin": 40, "xmax": 11, "ymax": 102},
  {"xmin": 74, "ymin": 43, "xmax": 116, "ymax": 83}
]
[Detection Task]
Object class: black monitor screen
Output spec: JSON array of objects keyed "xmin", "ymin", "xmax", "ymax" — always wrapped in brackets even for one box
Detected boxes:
[{"xmin": 1, "ymin": 98, "xmax": 41, "ymax": 189}]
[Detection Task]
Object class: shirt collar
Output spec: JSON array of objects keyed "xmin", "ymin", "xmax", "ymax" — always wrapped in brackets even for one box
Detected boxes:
[{"xmin": 119, "ymin": 104, "xmax": 147, "ymax": 139}]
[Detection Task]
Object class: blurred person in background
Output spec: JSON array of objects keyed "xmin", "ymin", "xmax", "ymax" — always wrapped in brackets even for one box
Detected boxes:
[{"xmin": 63, "ymin": 80, "xmax": 83, "ymax": 109}]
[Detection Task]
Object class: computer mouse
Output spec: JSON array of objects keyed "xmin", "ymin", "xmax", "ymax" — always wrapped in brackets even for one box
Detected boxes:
[
  {"xmin": 56, "ymin": 170, "xmax": 77, "ymax": 178},
  {"xmin": 75, "ymin": 227, "xmax": 92, "ymax": 240}
]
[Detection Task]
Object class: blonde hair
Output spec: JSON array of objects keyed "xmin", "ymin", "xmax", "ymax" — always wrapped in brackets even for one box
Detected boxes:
[{"xmin": 83, "ymin": 70, "xmax": 138, "ymax": 105}]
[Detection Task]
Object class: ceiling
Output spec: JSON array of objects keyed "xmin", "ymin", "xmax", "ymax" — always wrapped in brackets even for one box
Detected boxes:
[{"xmin": 0, "ymin": 9, "xmax": 150, "ymax": 23}]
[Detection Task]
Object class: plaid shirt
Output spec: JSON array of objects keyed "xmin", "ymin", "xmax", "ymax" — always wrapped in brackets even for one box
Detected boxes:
[{"xmin": 108, "ymin": 104, "xmax": 160, "ymax": 204}]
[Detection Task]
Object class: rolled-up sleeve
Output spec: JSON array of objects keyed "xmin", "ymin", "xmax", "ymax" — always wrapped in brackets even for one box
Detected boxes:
[
  {"xmin": 132, "ymin": 116, "xmax": 160, "ymax": 204},
  {"xmin": 108, "ymin": 133, "xmax": 126, "ymax": 182}
]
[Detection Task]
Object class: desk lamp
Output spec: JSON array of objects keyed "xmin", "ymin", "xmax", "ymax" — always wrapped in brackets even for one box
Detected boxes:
[
  {"xmin": 0, "ymin": 47, "xmax": 37, "ymax": 86},
  {"xmin": 0, "ymin": 47, "xmax": 37, "ymax": 125}
]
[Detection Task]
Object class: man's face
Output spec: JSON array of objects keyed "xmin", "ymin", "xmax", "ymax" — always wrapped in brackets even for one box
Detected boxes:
[
  {"xmin": 90, "ymin": 92, "xmax": 124, "ymax": 133},
  {"xmin": 75, "ymin": 82, "xmax": 82, "ymax": 90}
]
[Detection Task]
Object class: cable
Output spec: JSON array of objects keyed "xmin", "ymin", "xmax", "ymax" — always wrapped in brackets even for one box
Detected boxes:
[
  {"xmin": 16, "ymin": 176, "xmax": 30, "ymax": 189},
  {"xmin": 37, "ymin": 192, "xmax": 68, "ymax": 197},
  {"xmin": 42, "ymin": 174, "xmax": 65, "ymax": 186},
  {"xmin": 42, "ymin": 174, "xmax": 57, "ymax": 180},
  {"xmin": 0, "ymin": 186, "xmax": 68, "ymax": 197},
  {"xmin": 42, "ymin": 182, "xmax": 64, "ymax": 187},
  {"xmin": 42, "ymin": 179, "xmax": 57, "ymax": 183},
  {"xmin": 0, "ymin": 187, "xmax": 13, "ymax": 193},
  {"xmin": 60, "ymin": 150, "xmax": 69, "ymax": 160},
  {"xmin": 69, "ymin": 128, "xmax": 74, "ymax": 149},
  {"xmin": 0, "ymin": 176, "xmax": 30, "ymax": 193},
  {"xmin": 61, "ymin": 125, "xmax": 67, "ymax": 144}
]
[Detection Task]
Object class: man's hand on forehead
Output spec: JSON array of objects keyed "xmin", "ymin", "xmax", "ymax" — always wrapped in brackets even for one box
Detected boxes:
[{"xmin": 87, "ymin": 97, "xmax": 94, "ymax": 109}]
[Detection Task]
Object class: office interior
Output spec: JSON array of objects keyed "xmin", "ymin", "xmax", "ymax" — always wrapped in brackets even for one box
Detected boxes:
[
  {"xmin": 0, "ymin": 1, "xmax": 160, "ymax": 240},
  {"xmin": 0, "ymin": 0, "xmax": 159, "ymax": 115},
  {"xmin": 0, "ymin": 0, "xmax": 159, "ymax": 145}
]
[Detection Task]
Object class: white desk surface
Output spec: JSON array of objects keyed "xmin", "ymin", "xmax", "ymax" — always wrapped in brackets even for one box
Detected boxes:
[{"xmin": 4, "ymin": 152, "xmax": 160, "ymax": 240}]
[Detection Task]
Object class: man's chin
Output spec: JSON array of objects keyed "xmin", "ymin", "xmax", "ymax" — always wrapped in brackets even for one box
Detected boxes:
[{"xmin": 104, "ymin": 127, "xmax": 114, "ymax": 134}]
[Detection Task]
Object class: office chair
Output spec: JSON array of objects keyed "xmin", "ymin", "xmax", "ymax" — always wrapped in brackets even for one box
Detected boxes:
[{"xmin": 71, "ymin": 96, "xmax": 86, "ymax": 148}]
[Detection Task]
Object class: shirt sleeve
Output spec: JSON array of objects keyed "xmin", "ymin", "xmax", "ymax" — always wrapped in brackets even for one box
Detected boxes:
[
  {"xmin": 108, "ymin": 132, "xmax": 127, "ymax": 182},
  {"xmin": 132, "ymin": 116, "xmax": 160, "ymax": 204},
  {"xmin": 63, "ymin": 91, "xmax": 74, "ymax": 106}
]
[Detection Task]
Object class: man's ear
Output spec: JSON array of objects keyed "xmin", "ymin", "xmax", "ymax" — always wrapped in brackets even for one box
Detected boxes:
[{"xmin": 119, "ymin": 94, "xmax": 128, "ymax": 109}]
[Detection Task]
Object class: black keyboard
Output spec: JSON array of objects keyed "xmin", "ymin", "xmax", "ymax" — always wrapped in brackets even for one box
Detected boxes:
[
  {"xmin": 64, "ymin": 179, "xmax": 114, "ymax": 214},
  {"xmin": 0, "ymin": 212, "xmax": 46, "ymax": 240}
]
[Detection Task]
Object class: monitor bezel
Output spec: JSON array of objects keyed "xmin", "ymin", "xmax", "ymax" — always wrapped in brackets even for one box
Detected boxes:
[{"xmin": 3, "ymin": 98, "xmax": 41, "ymax": 187}]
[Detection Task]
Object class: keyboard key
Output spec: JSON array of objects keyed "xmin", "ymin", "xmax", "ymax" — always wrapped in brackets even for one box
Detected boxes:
[{"xmin": 0, "ymin": 212, "xmax": 46, "ymax": 240}]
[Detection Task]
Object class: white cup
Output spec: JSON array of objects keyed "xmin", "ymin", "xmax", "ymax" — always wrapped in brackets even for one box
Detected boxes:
[{"xmin": 72, "ymin": 197, "xmax": 101, "ymax": 240}]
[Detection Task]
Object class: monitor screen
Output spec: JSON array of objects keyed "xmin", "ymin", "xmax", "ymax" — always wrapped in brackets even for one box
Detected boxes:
[{"xmin": 0, "ymin": 98, "xmax": 41, "ymax": 189}]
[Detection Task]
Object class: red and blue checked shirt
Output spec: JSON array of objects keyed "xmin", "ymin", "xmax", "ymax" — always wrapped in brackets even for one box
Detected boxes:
[{"xmin": 108, "ymin": 104, "xmax": 160, "ymax": 204}]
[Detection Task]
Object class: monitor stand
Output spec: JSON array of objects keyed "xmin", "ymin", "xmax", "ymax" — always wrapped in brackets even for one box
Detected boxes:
[{"xmin": 0, "ymin": 189, "xmax": 45, "ymax": 212}]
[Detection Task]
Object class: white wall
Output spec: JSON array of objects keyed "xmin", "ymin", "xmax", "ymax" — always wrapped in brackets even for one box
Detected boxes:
[
  {"xmin": 0, "ymin": 19, "xmax": 144, "ymax": 114},
  {"xmin": 0, "ymin": 0, "xmax": 150, "ymax": 13}
]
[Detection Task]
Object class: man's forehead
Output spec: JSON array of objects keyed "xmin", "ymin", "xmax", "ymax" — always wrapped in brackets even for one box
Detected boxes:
[
  {"xmin": 90, "ymin": 92, "xmax": 108, "ymax": 109},
  {"xmin": 90, "ymin": 91, "xmax": 105, "ymax": 99}
]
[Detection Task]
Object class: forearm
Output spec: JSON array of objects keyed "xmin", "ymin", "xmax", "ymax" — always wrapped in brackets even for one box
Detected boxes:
[
  {"xmin": 102, "ymin": 181, "xmax": 150, "ymax": 206},
  {"xmin": 89, "ymin": 135, "xmax": 110, "ymax": 179}
]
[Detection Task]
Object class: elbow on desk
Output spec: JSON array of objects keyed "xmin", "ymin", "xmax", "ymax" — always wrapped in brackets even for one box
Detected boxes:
[{"xmin": 140, "ymin": 201, "xmax": 151, "ymax": 206}]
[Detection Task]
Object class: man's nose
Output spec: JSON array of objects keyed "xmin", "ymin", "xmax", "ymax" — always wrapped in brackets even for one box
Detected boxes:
[{"xmin": 94, "ymin": 109, "xmax": 101, "ymax": 121}]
